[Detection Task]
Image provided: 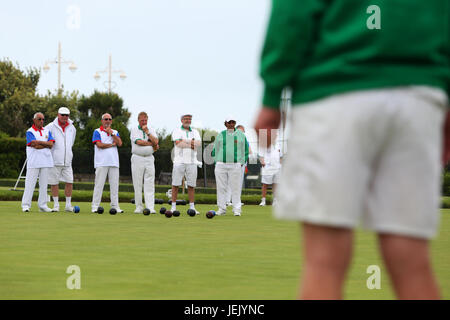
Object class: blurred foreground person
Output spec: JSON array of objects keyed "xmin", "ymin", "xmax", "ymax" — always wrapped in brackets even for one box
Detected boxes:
[{"xmin": 255, "ymin": 0, "xmax": 449, "ymax": 299}]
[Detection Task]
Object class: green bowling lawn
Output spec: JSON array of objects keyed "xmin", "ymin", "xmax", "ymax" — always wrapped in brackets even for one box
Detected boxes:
[{"xmin": 0, "ymin": 201, "xmax": 449, "ymax": 300}]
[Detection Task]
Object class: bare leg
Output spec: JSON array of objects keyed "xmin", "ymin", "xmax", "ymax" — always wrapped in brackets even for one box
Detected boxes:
[
  {"xmin": 262, "ymin": 184, "xmax": 267, "ymax": 198},
  {"xmin": 51, "ymin": 185, "xmax": 59, "ymax": 197},
  {"xmin": 188, "ymin": 186, "xmax": 195, "ymax": 204},
  {"xmin": 378, "ymin": 233, "xmax": 440, "ymax": 299},
  {"xmin": 65, "ymin": 183, "xmax": 73, "ymax": 197},
  {"xmin": 300, "ymin": 222, "xmax": 354, "ymax": 300},
  {"xmin": 171, "ymin": 185, "xmax": 179, "ymax": 204}
]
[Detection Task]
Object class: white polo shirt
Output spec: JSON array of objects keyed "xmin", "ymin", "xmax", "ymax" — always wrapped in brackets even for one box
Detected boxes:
[
  {"xmin": 92, "ymin": 126, "xmax": 120, "ymax": 168},
  {"xmin": 172, "ymin": 126, "xmax": 201, "ymax": 164},
  {"xmin": 259, "ymin": 143, "xmax": 283, "ymax": 175},
  {"xmin": 26, "ymin": 125, "xmax": 55, "ymax": 169},
  {"xmin": 130, "ymin": 125, "xmax": 158, "ymax": 157}
]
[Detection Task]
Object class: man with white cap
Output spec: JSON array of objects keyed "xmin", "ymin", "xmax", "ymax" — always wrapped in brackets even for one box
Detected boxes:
[
  {"xmin": 212, "ymin": 115, "xmax": 249, "ymax": 216},
  {"xmin": 130, "ymin": 111, "xmax": 159, "ymax": 214},
  {"xmin": 91, "ymin": 113, "xmax": 124, "ymax": 213},
  {"xmin": 21, "ymin": 112, "xmax": 55, "ymax": 212},
  {"xmin": 45, "ymin": 106, "xmax": 77, "ymax": 212},
  {"xmin": 170, "ymin": 112, "xmax": 202, "ymax": 214}
]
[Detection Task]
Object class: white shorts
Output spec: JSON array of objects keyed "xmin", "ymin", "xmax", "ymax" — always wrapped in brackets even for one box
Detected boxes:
[
  {"xmin": 275, "ymin": 86, "xmax": 448, "ymax": 239},
  {"xmin": 261, "ymin": 170, "xmax": 281, "ymax": 185},
  {"xmin": 172, "ymin": 163, "xmax": 197, "ymax": 187},
  {"xmin": 48, "ymin": 166, "xmax": 74, "ymax": 185}
]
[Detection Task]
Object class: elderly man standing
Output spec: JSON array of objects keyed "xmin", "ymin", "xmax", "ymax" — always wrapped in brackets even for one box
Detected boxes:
[
  {"xmin": 170, "ymin": 113, "xmax": 202, "ymax": 214},
  {"xmin": 130, "ymin": 111, "xmax": 159, "ymax": 214},
  {"xmin": 212, "ymin": 116, "xmax": 249, "ymax": 216},
  {"xmin": 45, "ymin": 107, "xmax": 77, "ymax": 212},
  {"xmin": 91, "ymin": 113, "xmax": 123, "ymax": 213},
  {"xmin": 21, "ymin": 112, "xmax": 55, "ymax": 212}
]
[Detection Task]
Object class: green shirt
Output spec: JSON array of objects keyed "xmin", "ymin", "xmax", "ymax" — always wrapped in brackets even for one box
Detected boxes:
[
  {"xmin": 260, "ymin": 0, "xmax": 449, "ymax": 108},
  {"xmin": 212, "ymin": 129, "xmax": 249, "ymax": 164}
]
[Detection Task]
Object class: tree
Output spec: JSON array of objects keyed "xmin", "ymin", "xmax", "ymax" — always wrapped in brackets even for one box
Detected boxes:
[
  {"xmin": 75, "ymin": 90, "xmax": 131, "ymax": 149},
  {"xmin": 41, "ymin": 90, "xmax": 80, "ymax": 124},
  {"xmin": 77, "ymin": 90, "xmax": 130, "ymax": 129},
  {"xmin": 0, "ymin": 59, "xmax": 42, "ymax": 137}
]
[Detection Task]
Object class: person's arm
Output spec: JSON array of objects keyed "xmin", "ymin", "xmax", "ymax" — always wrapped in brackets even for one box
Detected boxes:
[
  {"xmin": 175, "ymin": 139, "xmax": 194, "ymax": 148},
  {"xmin": 244, "ymin": 137, "xmax": 249, "ymax": 164},
  {"xmin": 192, "ymin": 130, "xmax": 202, "ymax": 149},
  {"xmin": 442, "ymin": 110, "xmax": 450, "ymax": 165},
  {"xmin": 30, "ymin": 141, "xmax": 53, "ymax": 149},
  {"xmin": 27, "ymin": 131, "xmax": 55, "ymax": 149},
  {"xmin": 260, "ymin": 0, "xmax": 319, "ymax": 109},
  {"xmin": 147, "ymin": 130, "xmax": 159, "ymax": 147},
  {"xmin": 137, "ymin": 126, "xmax": 159, "ymax": 147},
  {"xmin": 94, "ymin": 141, "xmax": 114, "ymax": 149},
  {"xmin": 92, "ymin": 130, "xmax": 113, "ymax": 149},
  {"xmin": 257, "ymin": 1, "xmax": 320, "ymax": 146},
  {"xmin": 259, "ymin": 156, "xmax": 266, "ymax": 167},
  {"xmin": 173, "ymin": 129, "xmax": 189, "ymax": 148},
  {"xmin": 112, "ymin": 132, "xmax": 122, "ymax": 147}
]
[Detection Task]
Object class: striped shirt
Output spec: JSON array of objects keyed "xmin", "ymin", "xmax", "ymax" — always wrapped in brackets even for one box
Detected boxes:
[{"xmin": 212, "ymin": 129, "xmax": 249, "ymax": 164}]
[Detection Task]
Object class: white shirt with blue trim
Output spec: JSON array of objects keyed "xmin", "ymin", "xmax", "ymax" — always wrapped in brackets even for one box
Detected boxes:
[
  {"xmin": 26, "ymin": 126, "xmax": 55, "ymax": 169},
  {"xmin": 92, "ymin": 127, "xmax": 120, "ymax": 168}
]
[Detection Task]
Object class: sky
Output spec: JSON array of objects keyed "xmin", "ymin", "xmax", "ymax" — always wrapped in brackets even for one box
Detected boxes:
[{"xmin": 0, "ymin": 0, "xmax": 272, "ymax": 138}]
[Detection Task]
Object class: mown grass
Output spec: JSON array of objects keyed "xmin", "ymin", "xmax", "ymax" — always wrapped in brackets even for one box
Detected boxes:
[{"xmin": 1, "ymin": 201, "xmax": 449, "ymax": 300}]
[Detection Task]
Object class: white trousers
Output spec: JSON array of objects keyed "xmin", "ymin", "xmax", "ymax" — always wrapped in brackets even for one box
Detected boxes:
[
  {"xmin": 215, "ymin": 162, "xmax": 242, "ymax": 213},
  {"xmin": 92, "ymin": 166, "xmax": 120, "ymax": 210},
  {"xmin": 226, "ymin": 164, "xmax": 245, "ymax": 203},
  {"xmin": 131, "ymin": 154, "xmax": 155, "ymax": 211},
  {"xmin": 21, "ymin": 167, "xmax": 49, "ymax": 209}
]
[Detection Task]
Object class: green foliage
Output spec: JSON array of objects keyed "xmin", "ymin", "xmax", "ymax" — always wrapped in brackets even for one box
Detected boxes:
[
  {"xmin": 77, "ymin": 90, "xmax": 130, "ymax": 129},
  {"xmin": 74, "ymin": 90, "xmax": 131, "ymax": 149},
  {"xmin": 0, "ymin": 59, "xmax": 43, "ymax": 137},
  {"xmin": 40, "ymin": 90, "xmax": 80, "ymax": 123},
  {"xmin": 155, "ymin": 128, "xmax": 174, "ymax": 151},
  {"xmin": 0, "ymin": 137, "xmax": 26, "ymax": 178}
]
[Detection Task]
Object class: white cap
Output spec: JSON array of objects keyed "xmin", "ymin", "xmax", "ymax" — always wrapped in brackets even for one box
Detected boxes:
[
  {"xmin": 180, "ymin": 113, "xmax": 193, "ymax": 119},
  {"xmin": 225, "ymin": 115, "xmax": 236, "ymax": 122},
  {"xmin": 58, "ymin": 107, "xmax": 70, "ymax": 115}
]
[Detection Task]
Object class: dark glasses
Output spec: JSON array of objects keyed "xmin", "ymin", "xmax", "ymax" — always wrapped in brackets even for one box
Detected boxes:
[{"xmin": 103, "ymin": 118, "xmax": 112, "ymax": 121}]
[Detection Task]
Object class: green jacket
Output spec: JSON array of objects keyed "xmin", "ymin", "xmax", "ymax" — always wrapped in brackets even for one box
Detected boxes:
[
  {"xmin": 212, "ymin": 129, "xmax": 249, "ymax": 164},
  {"xmin": 260, "ymin": 0, "xmax": 449, "ymax": 108}
]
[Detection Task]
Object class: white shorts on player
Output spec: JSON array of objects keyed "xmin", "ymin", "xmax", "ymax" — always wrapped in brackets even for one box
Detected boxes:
[
  {"xmin": 261, "ymin": 169, "xmax": 281, "ymax": 185},
  {"xmin": 274, "ymin": 86, "xmax": 447, "ymax": 240},
  {"xmin": 172, "ymin": 163, "xmax": 197, "ymax": 187},
  {"xmin": 48, "ymin": 166, "xmax": 74, "ymax": 185}
]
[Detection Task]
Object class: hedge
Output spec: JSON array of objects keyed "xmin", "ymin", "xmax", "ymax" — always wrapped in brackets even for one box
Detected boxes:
[
  {"xmin": 0, "ymin": 137, "xmax": 26, "ymax": 178},
  {"xmin": 0, "ymin": 179, "xmax": 270, "ymax": 195},
  {"xmin": 0, "ymin": 189, "xmax": 271, "ymax": 205}
]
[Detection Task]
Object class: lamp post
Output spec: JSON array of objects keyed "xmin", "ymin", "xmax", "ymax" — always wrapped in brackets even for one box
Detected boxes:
[
  {"xmin": 94, "ymin": 54, "xmax": 126, "ymax": 93},
  {"xmin": 43, "ymin": 42, "xmax": 77, "ymax": 94}
]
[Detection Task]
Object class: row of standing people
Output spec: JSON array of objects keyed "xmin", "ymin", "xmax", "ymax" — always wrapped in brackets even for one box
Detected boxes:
[{"xmin": 21, "ymin": 108, "xmax": 282, "ymax": 215}]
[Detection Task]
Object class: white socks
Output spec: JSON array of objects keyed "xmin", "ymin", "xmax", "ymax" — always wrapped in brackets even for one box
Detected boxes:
[
  {"xmin": 66, "ymin": 196, "xmax": 72, "ymax": 208},
  {"xmin": 53, "ymin": 196, "xmax": 59, "ymax": 207},
  {"xmin": 190, "ymin": 202, "xmax": 195, "ymax": 209},
  {"xmin": 53, "ymin": 196, "xmax": 72, "ymax": 208}
]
